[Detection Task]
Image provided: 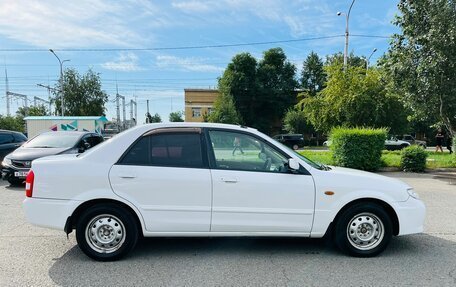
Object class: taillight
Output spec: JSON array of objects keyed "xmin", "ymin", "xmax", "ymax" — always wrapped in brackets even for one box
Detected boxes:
[{"xmin": 25, "ymin": 170, "xmax": 34, "ymax": 198}]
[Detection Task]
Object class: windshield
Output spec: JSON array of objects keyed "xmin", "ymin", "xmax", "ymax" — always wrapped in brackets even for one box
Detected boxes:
[{"xmin": 23, "ymin": 133, "xmax": 81, "ymax": 148}]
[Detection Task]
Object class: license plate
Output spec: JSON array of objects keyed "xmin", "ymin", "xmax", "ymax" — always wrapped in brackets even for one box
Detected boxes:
[{"xmin": 14, "ymin": 171, "xmax": 28, "ymax": 178}]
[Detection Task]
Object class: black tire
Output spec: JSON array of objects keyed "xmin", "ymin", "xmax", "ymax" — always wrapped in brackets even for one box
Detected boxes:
[
  {"xmin": 76, "ymin": 203, "xmax": 139, "ymax": 261},
  {"xmin": 292, "ymin": 144, "xmax": 299, "ymax": 150},
  {"xmin": 334, "ymin": 202, "xmax": 392, "ymax": 257},
  {"xmin": 8, "ymin": 177, "xmax": 24, "ymax": 186},
  {"xmin": 400, "ymin": 144, "xmax": 409, "ymax": 150}
]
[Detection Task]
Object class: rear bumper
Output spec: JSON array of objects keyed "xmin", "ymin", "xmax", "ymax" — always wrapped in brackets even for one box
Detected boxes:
[
  {"xmin": 395, "ymin": 197, "xmax": 426, "ymax": 236},
  {"xmin": 23, "ymin": 197, "xmax": 81, "ymax": 231}
]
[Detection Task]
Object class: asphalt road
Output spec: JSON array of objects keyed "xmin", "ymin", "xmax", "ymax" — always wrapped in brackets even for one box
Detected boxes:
[{"xmin": 0, "ymin": 172, "xmax": 455, "ymax": 286}]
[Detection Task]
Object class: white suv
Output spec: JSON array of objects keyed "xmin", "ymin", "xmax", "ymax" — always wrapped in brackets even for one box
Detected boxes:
[{"xmin": 23, "ymin": 123, "xmax": 425, "ymax": 261}]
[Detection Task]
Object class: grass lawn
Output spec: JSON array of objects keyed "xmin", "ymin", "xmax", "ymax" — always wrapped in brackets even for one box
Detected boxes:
[{"xmin": 298, "ymin": 150, "xmax": 456, "ymax": 169}]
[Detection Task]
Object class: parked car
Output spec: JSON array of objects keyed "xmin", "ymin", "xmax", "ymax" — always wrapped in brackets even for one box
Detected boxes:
[
  {"xmin": 2, "ymin": 131, "xmax": 103, "ymax": 185},
  {"xmin": 0, "ymin": 130, "xmax": 27, "ymax": 162},
  {"xmin": 384, "ymin": 136, "xmax": 411, "ymax": 151},
  {"xmin": 273, "ymin": 134, "xmax": 304, "ymax": 150},
  {"xmin": 397, "ymin": 135, "xmax": 427, "ymax": 148},
  {"xmin": 23, "ymin": 123, "xmax": 425, "ymax": 261}
]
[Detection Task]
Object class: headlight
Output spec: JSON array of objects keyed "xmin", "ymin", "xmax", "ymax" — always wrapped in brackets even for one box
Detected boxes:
[
  {"xmin": 2, "ymin": 157, "xmax": 12, "ymax": 166},
  {"xmin": 407, "ymin": 188, "xmax": 420, "ymax": 199}
]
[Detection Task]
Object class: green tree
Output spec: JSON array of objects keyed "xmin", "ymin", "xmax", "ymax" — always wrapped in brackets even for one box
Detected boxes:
[
  {"xmin": 301, "ymin": 51, "xmax": 326, "ymax": 96},
  {"xmin": 53, "ymin": 68, "xmax": 108, "ymax": 116},
  {"xmin": 217, "ymin": 48, "xmax": 297, "ymax": 133},
  {"xmin": 283, "ymin": 108, "xmax": 312, "ymax": 135},
  {"xmin": 0, "ymin": 115, "xmax": 24, "ymax": 133},
  {"xmin": 16, "ymin": 105, "xmax": 48, "ymax": 118},
  {"xmin": 383, "ymin": 0, "xmax": 456, "ymax": 136},
  {"xmin": 326, "ymin": 52, "xmax": 366, "ymax": 68},
  {"xmin": 207, "ymin": 93, "xmax": 241, "ymax": 124},
  {"xmin": 169, "ymin": 111, "xmax": 184, "ymax": 122},
  {"xmin": 302, "ymin": 63, "xmax": 407, "ymax": 134},
  {"xmin": 146, "ymin": 113, "xmax": 161, "ymax": 123}
]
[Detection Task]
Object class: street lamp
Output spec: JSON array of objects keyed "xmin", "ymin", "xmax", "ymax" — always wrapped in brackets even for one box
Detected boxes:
[
  {"xmin": 366, "ymin": 48, "xmax": 378, "ymax": 71},
  {"xmin": 337, "ymin": 0, "xmax": 356, "ymax": 69},
  {"xmin": 49, "ymin": 49, "xmax": 70, "ymax": 116}
]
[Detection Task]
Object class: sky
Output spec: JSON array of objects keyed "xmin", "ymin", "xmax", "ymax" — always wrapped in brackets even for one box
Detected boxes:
[{"xmin": 0, "ymin": 0, "xmax": 400, "ymax": 124}]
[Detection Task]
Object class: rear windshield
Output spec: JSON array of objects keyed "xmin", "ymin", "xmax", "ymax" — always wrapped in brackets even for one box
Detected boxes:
[{"xmin": 23, "ymin": 133, "xmax": 81, "ymax": 148}]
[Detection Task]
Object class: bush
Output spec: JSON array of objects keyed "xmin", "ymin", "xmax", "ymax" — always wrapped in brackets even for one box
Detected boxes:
[
  {"xmin": 400, "ymin": 145, "xmax": 428, "ymax": 172},
  {"xmin": 330, "ymin": 127, "xmax": 387, "ymax": 171}
]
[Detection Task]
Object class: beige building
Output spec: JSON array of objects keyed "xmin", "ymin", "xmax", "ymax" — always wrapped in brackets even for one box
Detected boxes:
[{"xmin": 184, "ymin": 89, "xmax": 219, "ymax": 122}]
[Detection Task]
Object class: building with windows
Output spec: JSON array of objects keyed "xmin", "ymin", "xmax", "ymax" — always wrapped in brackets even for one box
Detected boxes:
[{"xmin": 184, "ymin": 89, "xmax": 219, "ymax": 122}]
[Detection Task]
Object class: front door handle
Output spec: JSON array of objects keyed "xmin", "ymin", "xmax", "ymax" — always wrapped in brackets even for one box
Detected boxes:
[
  {"xmin": 119, "ymin": 175, "xmax": 136, "ymax": 179},
  {"xmin": 221, "ymin": 177, "xmax": 237, "ymax": 183}
]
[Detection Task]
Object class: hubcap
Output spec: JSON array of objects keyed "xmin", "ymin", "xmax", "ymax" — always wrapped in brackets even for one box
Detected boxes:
[
  {"xmin": 85, "ymin": 214, "xmax": 126, "ymax": 253},
  {"xmin": 346, "ymin": 212, "xmax": 384, "ymax": 250}
]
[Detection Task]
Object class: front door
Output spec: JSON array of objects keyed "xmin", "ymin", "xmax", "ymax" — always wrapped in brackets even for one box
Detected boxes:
[
  {"xmin": 109, "ymin": 128, "xmax": 212, "ymax": 232},
  {"xmin": 206, "ymin": 129, "xmax": 315, "ymax": 233}
]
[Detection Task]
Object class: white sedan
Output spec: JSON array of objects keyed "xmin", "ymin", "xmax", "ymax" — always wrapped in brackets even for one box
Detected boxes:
[{"xmin": 23, "ymin": 123, "xmax": 425, "ymax": 261}]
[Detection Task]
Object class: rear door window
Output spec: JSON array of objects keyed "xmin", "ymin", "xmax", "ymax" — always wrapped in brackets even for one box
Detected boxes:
[
  {"xmin": 0, "ymin": 133, "xmax": 14, "ymax": 144},
  {"xmin": 119, "ymin": 132, "xmax": 203, "ymax": 168}
]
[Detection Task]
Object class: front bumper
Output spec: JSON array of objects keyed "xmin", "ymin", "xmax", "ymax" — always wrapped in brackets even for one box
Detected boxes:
[
  {"xmin": 23, "ymin": 197, "xmax": 81, "ymax": 231},
  {"xmin": 395, "ymin": 196, "xmax": 426, "ymax": 236},
  {"xmin": 1, "ymin": 164, "xmax": 29, "ymax": 181}
]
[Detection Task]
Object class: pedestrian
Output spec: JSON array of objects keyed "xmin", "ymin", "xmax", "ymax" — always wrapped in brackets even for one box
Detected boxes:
[
  {"xmin": 447, "ymin": 135, "xmax": 453, "ymax": 154},
  {"xmin": 435, "ymin": 129, "xmax": 444, "ymax": 152},
  {"xmin": 232, "ymin": 136, "xmax": 244, "ymax": 155}
]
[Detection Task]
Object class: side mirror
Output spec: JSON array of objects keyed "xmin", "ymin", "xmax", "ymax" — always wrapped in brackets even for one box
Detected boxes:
[{"xmin": 288, "ymin": 158, "xmax": 300, "ymax": 171}]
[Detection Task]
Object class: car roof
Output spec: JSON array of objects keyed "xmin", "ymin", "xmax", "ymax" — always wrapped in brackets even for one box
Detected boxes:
[
  {"xmin": 0, "ymin": 129, "xmax": 23, "ymax": 134},
  {"xmin": 38, "ymin": 131, "xmax": 98, "ymax": 137}
]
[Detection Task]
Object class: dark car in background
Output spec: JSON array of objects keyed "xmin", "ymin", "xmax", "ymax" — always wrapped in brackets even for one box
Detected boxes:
[
  {"xmin": 0, "ymin": 130, "xmax": 27, "ymax": 162},
  {"xmin": 273, "ymin": 134, "xmax": 305, "ymax": 150},
  {"xmin": 1, "ymin": 131, "xmax": 103, "ymax": 185}
]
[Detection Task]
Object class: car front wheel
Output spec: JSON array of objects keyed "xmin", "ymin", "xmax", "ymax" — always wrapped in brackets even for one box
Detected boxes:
[
  {"xmin": 76, "ymin": 204, "xmax": 139, "ymax": 261},
  {"xmin": 334, "ymin": 203, "xmax": 392, "ymax": 257}
]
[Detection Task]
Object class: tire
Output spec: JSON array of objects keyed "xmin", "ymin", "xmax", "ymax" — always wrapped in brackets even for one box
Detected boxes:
[
  {"xmin": 76, "ymin": 203, "xmax": 139, "ymax": 261},
  {"xmin": 334, "ymin": 202, "xmax": 392, "ymax": 257},
  {"xmin": 8, "ymin": 177, "xmax": 24, "ymax": 186},
  {"xmin": 400, "ymin": 144, "xmax": 409, "ymax": 150},
  {"xmin": 292, "ymin": 144, "xmax": 299, "ymax": 150}
]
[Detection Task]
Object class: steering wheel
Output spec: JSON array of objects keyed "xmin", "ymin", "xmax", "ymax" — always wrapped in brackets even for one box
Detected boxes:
[{"xmin": 262, "ymin": 157, "xmax": 272, "ymax": 171}]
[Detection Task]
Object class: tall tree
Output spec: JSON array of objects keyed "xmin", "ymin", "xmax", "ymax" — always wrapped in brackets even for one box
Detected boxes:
[
  {"xmin": 301, "ymin": 51, "xmax": 326, "ymax": 96},
  {"xmin": 256, "ymin": 48, "xmax": 298, "ymax": 133},
  {"xmin": 16, "ymin": 105, "xmax": 48, "ymax": 118},
  {"xmin": 53, "ymin": 68, "xmax": 108, "ymax": 116},
  {"xmin": 383, "ymin": 0, "xmax": 456, "ymax": 135},
  {"xmin": 326, "ymin": 52, "xmax": 366, "ymax": 68},
  {"xmin": 302, "ymin": 63, "xmax": 408, "ymax": 134},
  {"xmin": 169, "ymin": 111, "xmax": 184, "ymax": 122},
  {"xmin": 146, "ymin": 113, "xmax": 161, "ymax": 123},
  {"xmin": 218, "ymin": 52, "xmax": 257, "ymax": 125}
]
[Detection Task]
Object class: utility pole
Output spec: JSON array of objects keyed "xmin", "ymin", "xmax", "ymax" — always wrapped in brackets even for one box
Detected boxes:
[
  {"xmin": 7, "ymin": 92, "xmax": 28, "ymax": 116},
  {"xmin": 130, "ymin": 99, "xmax": 137, "ymax": 126},
  {"xmin": 5, "ymin": 68, "xmax": 9, "ymax": 116},
  {"xmin": 37, "ymin": 84, "xmax": 57, "ymax": 115},
  {"xmin": 49, "ymin": 49, "xmax": 70, "ymax": 116},
  {"xmin": 366, "ymin": 48, "xmax": 378, "ymax": 73},
  {"xmin": 115, "ymin": 84, "xmax": 126, "ymax": 131},
  {"xmin": 146, "ymin": 99, "xmax": 150, "ymax": 123},
  {"xmin": 337, "ymin": 0, "xmax": 356, "ymax": 69}
]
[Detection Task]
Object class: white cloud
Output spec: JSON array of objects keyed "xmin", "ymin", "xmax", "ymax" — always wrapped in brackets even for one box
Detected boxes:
[
  {"xmin": 101, "ymin": 52, "xmax": 143, "ymax": 72},
  {"xmin": 171, "ymin": 1, "xmax": 213, "ymax": 13},
  {"xmin": 0, "ymin": 0, "xmax": 170, "ymax": 48},
  {"xmin": 155, "ymin": 55, "xmax": 224, "ymax": 73}
]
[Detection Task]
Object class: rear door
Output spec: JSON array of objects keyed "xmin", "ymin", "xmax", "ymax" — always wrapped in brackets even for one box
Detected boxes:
[{"xmin": 109, "ymin": 128, "xmax": 212, "ymax": 232}]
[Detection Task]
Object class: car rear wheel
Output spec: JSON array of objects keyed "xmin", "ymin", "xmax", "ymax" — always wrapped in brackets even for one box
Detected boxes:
[
  {"xmin": 334, "ymin": 202, "xmax": 392, "ymax": 257},
  {"xmin": 76, "ymin": 204, "xmax": 139, "ymax": 261},
  {"xmin": 292, "ymin": 144, "xmax": 299, "ymax": 150}
]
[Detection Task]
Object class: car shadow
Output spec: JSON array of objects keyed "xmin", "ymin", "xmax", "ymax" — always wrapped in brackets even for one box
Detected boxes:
[{"xmin": 48, "ymin": 234, "xmax": 456, "ymax": 286}]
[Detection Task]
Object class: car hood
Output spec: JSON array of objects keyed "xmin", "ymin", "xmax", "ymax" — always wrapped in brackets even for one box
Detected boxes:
[
  {"xmin": 6, "ymin": 147, "xmax": 70, "ymax": 161},
  {"xmin": 313, "ymin": 166, "xmax": 411, "ymax": 202}
]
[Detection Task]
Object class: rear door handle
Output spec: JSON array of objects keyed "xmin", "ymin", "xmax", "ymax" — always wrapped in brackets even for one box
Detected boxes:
[{"xmin": 221, "ymin": 177, "xmax": 237, "ymax": 183}]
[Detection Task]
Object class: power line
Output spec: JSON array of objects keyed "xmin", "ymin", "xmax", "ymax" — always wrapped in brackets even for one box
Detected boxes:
[{"xmin": 0, "ymin": 34, "xmax": 390, "ymax": 52}]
